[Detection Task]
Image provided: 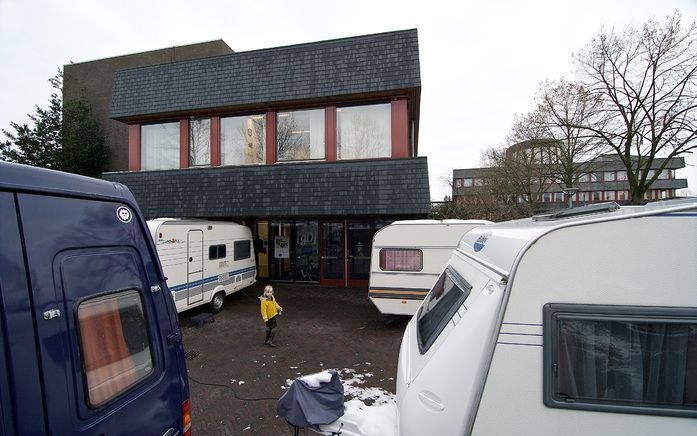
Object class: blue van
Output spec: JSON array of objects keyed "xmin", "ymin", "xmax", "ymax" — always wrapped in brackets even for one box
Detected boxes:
[{"xmin": 0, "ymin": 162, "xmax": 190, "ymax": 435}]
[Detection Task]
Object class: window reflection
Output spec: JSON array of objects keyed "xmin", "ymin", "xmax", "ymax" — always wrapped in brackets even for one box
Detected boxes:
[
  {"xmin": 337, "ymin": 103, "xmax": 391, "ymax": 159},
  {"xmin": 277, "ymin": 109, "xmax": 325, "ymax": 161},
  {"xmin": 189, "ymin": 118, "xmax": 211, "ymax": 166},
  {"xmin": 141, "ymin": 122, "xmax": 179, "ymax": 171},
  {"xmin": 221, "ymin": 114, "xmax": 266, "ymax": 165}
]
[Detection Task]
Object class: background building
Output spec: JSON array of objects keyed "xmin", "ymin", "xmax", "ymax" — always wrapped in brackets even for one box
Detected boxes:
[
  {"xmin": 66, "ymin": 29, "xmax": 431, "ymax": 288},
  {"xmin": 453, "ymin": 153, "xmax": 687, "ymax": 210}
]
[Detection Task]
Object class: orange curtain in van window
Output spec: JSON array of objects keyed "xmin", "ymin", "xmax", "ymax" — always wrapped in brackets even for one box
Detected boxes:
[{"xmin": 78, "ymin": 296, "xmax": 138, "ymax": 407}]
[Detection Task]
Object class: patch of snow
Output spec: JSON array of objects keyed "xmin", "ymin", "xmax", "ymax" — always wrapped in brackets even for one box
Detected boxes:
[
  {"xmin": 238, "ymin": 381, "xmax": 245, "ymax": 385},
  {"xmin": 299, "ymin": 370, "xmax": 333, "ymax": 388}
]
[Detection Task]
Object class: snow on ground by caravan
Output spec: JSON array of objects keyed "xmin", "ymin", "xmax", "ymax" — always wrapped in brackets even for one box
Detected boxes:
[{"xmin": 285, "ymin": 366, "xmax": 397, "ymax": 436}]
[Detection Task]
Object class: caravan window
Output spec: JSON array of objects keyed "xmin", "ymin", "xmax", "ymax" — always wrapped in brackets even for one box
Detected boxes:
[
  {"xmin": 544, "ymin": 304, "xmax": 697, "ymax": 417},
  {"xmin": 379, "ymin": 248, "xmax": 423, "ymax": 271},
  {"xmin": 234, "ymin": 240, "xmax": 251, "ymax": 261},
  {"xmin": 416, "ymin": 267, "xmax": 471, "ymax": 354},
  {"xmin": 209, "ymin": 244, "xmax": 227, "ymax": 260},
  {"xmin": 76, "ymin": 290, "xmax": 154, "ymax": 408}
]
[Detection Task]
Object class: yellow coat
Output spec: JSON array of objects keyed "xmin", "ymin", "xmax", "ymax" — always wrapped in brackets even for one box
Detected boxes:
[{"xmin": 260, "ymin": 297, "xmax": 282, "ymax": 322}]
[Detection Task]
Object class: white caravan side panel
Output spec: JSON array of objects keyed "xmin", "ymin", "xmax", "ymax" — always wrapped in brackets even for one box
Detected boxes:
[
  {"xmin": 151, "ymin": 220, "xmax": 256, "ymax": 313},
  {"xmin": 369, "ymin": 220, "xmax": 489, "ymax": 315},
  {"xmin": 472, "ymin": 213, "xmax": 697, "ymax": 436}
]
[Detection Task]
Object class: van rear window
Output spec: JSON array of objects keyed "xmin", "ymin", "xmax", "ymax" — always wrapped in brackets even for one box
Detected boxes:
[
  {"xmin": 77, "ymin": 290, "xmax": 154, "ymax": 408},
  {"xmin": 379, "ymin": 248, "xmax": 423, "ymax": 271},
  {"xmin": 417, "ymin": 267, "xmax": 471, "ymax": 354}
]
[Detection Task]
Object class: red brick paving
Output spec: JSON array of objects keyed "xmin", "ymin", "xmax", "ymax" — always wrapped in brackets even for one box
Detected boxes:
[{"xmin": 178, "ymin": 282, "xmax": 408, "ymax": 435}]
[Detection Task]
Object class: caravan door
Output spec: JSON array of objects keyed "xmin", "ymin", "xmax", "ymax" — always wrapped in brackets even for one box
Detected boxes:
[{"xmin": 187, "ymin": 230, "xmax": 204, "ymax": 305}]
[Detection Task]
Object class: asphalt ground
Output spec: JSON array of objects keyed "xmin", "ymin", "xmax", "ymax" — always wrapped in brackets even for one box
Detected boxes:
[{"xmin": 178, "ymin": 282, "xmax": 409, "ymax": 435}]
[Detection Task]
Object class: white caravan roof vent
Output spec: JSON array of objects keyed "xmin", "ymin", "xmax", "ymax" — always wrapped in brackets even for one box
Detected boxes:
[{"xmin": 533, "ymin": 202, "xmax": 620, "ymax": 221}]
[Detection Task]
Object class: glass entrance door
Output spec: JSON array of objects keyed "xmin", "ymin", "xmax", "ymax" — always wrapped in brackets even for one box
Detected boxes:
[
  {"xmin": 320, "ymin": 221, "xmax": 345, "ymax": 287},
  {"xmin": 347, "ymin": 221, "xmax": 371, "ymax": 288}
]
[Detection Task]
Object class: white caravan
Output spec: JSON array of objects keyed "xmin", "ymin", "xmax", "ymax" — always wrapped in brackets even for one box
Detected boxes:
[
  {"xmin": 147, "ymin": 219, "xmax": 256, "ymax": 313},
  {"xmin": 369, "ymin": 220, "xmax": 490, "ymax": 316},
  {"xmin": 396, "ymin": 199, "xmax": 697, "ymax": 436}
]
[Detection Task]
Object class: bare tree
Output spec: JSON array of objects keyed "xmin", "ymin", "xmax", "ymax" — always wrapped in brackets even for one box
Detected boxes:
[
  {"xmin": 481, "ymin": 145, "xmax": 551, "ymax": 216},
  {"xmin": 536, "ymin": 80, "xmax": 608, "ymax": 188},
  {"xmin": 574, "ymin": 12, "xmax": 697, "ymax": 204}
]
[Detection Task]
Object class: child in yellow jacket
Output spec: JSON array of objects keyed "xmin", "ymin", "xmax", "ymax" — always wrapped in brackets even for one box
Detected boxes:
[{"xmin": 260, "ymin": 285, "xmax": 283, "ymax": 347}]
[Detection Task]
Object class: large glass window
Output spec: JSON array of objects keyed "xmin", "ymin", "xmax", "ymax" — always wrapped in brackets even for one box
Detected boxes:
[
  {"xmin": 189, "ymin": 118, "xmax": 211, "ymax": 166},
  {"xmin": 337, "ymin": 103, "xmax": 391, "ymax": 160},
  {"xmin": 544, "ymin": 304, "xmax": 697, "ymax": 417},
  {"xmin": 77, "ymin": 290, "xmax": 153, "ymax": 408},
  {"xmin": 277, "ymin": 109, "xmax": 325, "ymax": 161},
  {"xmin": 141, "ymin": 122, "xmax": 179, "ymax": 171},
  {"xmin": 221, "ymin": 114, "xmax": 266, "ymax": 165},
  {"xmin": 417, "ymin": 267, "xmax": 471, "ymax": 353}
]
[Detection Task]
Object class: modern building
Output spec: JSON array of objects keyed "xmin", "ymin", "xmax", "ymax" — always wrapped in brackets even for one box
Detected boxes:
[
  {"xmin": 80, "ymin": 30, "xmax": 430, "ymax": 288},
  {"xmin": 453, "ymin": 153, "xmax": 687, "ymax": 210},
  {"xmin": 63, "ymin": 40, "xmax": 234, "ymax": 171}
]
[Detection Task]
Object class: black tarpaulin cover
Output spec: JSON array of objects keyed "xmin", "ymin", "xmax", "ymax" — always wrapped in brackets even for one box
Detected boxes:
[{"xmin": 277, "ymin": 370, "xmax": 345, "ymax": 430}]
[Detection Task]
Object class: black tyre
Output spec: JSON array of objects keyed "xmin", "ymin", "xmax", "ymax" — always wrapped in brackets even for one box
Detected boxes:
[{"xmin": 209, "ymin": 291, "xmax": 225, "ymax": 313}]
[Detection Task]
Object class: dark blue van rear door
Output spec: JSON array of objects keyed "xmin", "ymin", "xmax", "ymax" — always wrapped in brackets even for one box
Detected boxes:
[{"xmin": 17, "ymin": 193, "xmax": 184, "ymax": 436}]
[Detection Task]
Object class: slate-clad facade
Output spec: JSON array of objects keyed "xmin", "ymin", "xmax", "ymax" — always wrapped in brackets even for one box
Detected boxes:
[{"xmin": 100, "ymin": 29, "xmax": 430, "ymax": 288}]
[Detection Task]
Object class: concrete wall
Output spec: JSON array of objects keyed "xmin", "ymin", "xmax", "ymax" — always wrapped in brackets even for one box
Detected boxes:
[{"xmin": 63, "ymin": 40, "xmax": 233, "ymax": 172}]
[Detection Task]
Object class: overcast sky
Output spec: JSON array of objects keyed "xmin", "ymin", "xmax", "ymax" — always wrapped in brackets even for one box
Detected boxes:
[{"xmin": 1, "ymin": 0, "xmax": 696, "ymax": 200}]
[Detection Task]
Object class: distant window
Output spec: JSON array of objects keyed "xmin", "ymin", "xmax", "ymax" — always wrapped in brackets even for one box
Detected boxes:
[
  {"xmin": 417, "ymin": 267, "xmax": 471, "ymax": 354},
  {"xmin": 605, "ymin": 191, "xmax": 616, "ymax": 201},
  {"xmin": 590, "ymin": 173, "xmax": 600, "ymax": 182},
  {"xmin": 221, "ymin": 114, "xmax": 266, "ymax": 165},
  {"xmin": 617, "ymin": 191, "xmax": 628, "ymax": 201},
  {"xmin": 657, "ymin": 170, "xmax": 669, "ymax": 180},
  {"xmin": 463, "ymin": 178, "xmax": 473, "ymax": 187},
  {"xmin": 337, "ymin": 103, "xmax": 391, "ymax": 160},
  {"xmin": 604, "ymin": 171, "xmax": 616, "ymax": 182},
  {"xmin": 592, "ymin": 191, "xmax": 601, "ymax": 201},
  {"xmin": 209, "ymin": 244, "xmax": 227, "ymax": 260},
  {"xmin": 455, "ymin": 179, "xmax": 462, "ymax": 188},
  {"xmin": 647, "ymin": 169, "xmax": 655, "ymax": 179},
  {"xmin": 141, "ymin": 122, "xmax": 180, "ymax": 171},
  {"xmin": 544, "ymin": 304, "xmax": 697, "ymax": 417},
  {"xmin": 277, "ymin": 109, "xmax": 325, "ymax": 161},
  {"xmin": 661, "ymin": 190, "xmax": 668, "ymax": 199},
  {"xmin": 617, "ymin": 171, "xmax": 628, "ymax": 181},
  {"xmin": 579, "ymin": 192, "xmax": 589, "ymax": 202},
  {"xmin": 189, "ymin": 118, "xmax": 211, "ymax": 166},
  {"xmin": 379, "ymin": 248, "xmax": 423, "ymax": 272},
  {"xmin": 77, "ymin": 290, "xmax": 154, "ymax": 408},
  {"xmin": 234, "ymin": 240, "xmax": 251, "ymax": 261},
  {"xmin": 473, "ymin": 178, "xmax": 484, "ymax": 187},
  {"xmin": 543, "ymin": 192, "xmax": 552, "ymax": 202},
  {"xmin": 578, "ymin": 174, "xmax": 590, "ymax": 183},
  {"xmin": 554, "ymin": 192, "xmax": 564, "ymax": 202}
]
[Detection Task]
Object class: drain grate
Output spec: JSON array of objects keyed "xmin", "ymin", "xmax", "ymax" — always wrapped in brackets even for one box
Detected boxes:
[{"xmin": 184, "ymin": 350, "xmax": 200, "ymax": 360}]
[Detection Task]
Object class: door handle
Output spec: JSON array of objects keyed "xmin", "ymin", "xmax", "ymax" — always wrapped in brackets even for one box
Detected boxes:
[{"xmin": 418, "ymin": 391, "xmax": 445, "ymax": 411}]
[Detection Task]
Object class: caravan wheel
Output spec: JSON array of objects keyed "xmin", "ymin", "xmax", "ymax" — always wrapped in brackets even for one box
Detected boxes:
[{"xmin": 210, "ymin": 292, "xmax": 225, "ymax": 313}]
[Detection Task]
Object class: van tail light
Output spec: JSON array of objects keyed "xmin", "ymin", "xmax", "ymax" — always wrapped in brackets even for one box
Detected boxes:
[{"xmin": 182, "ymin": 398, "xmax": 192, "ymax": 436}]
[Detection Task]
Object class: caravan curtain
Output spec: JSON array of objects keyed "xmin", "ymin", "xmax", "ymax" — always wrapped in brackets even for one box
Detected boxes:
[{"xmin": 555, "ymin": 318, "xmax": 697, "ymax": 408}]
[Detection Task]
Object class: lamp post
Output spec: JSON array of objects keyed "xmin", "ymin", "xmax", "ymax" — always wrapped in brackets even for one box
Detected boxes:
[{"xmin": 561, "ymin": 187, "xmax": 580, "ymax": 209}]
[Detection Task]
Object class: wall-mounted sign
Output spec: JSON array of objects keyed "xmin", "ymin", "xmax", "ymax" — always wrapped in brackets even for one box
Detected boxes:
[{"xmin": 274, "ymin": 236, "xmax": 290, "ymax": 258}]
